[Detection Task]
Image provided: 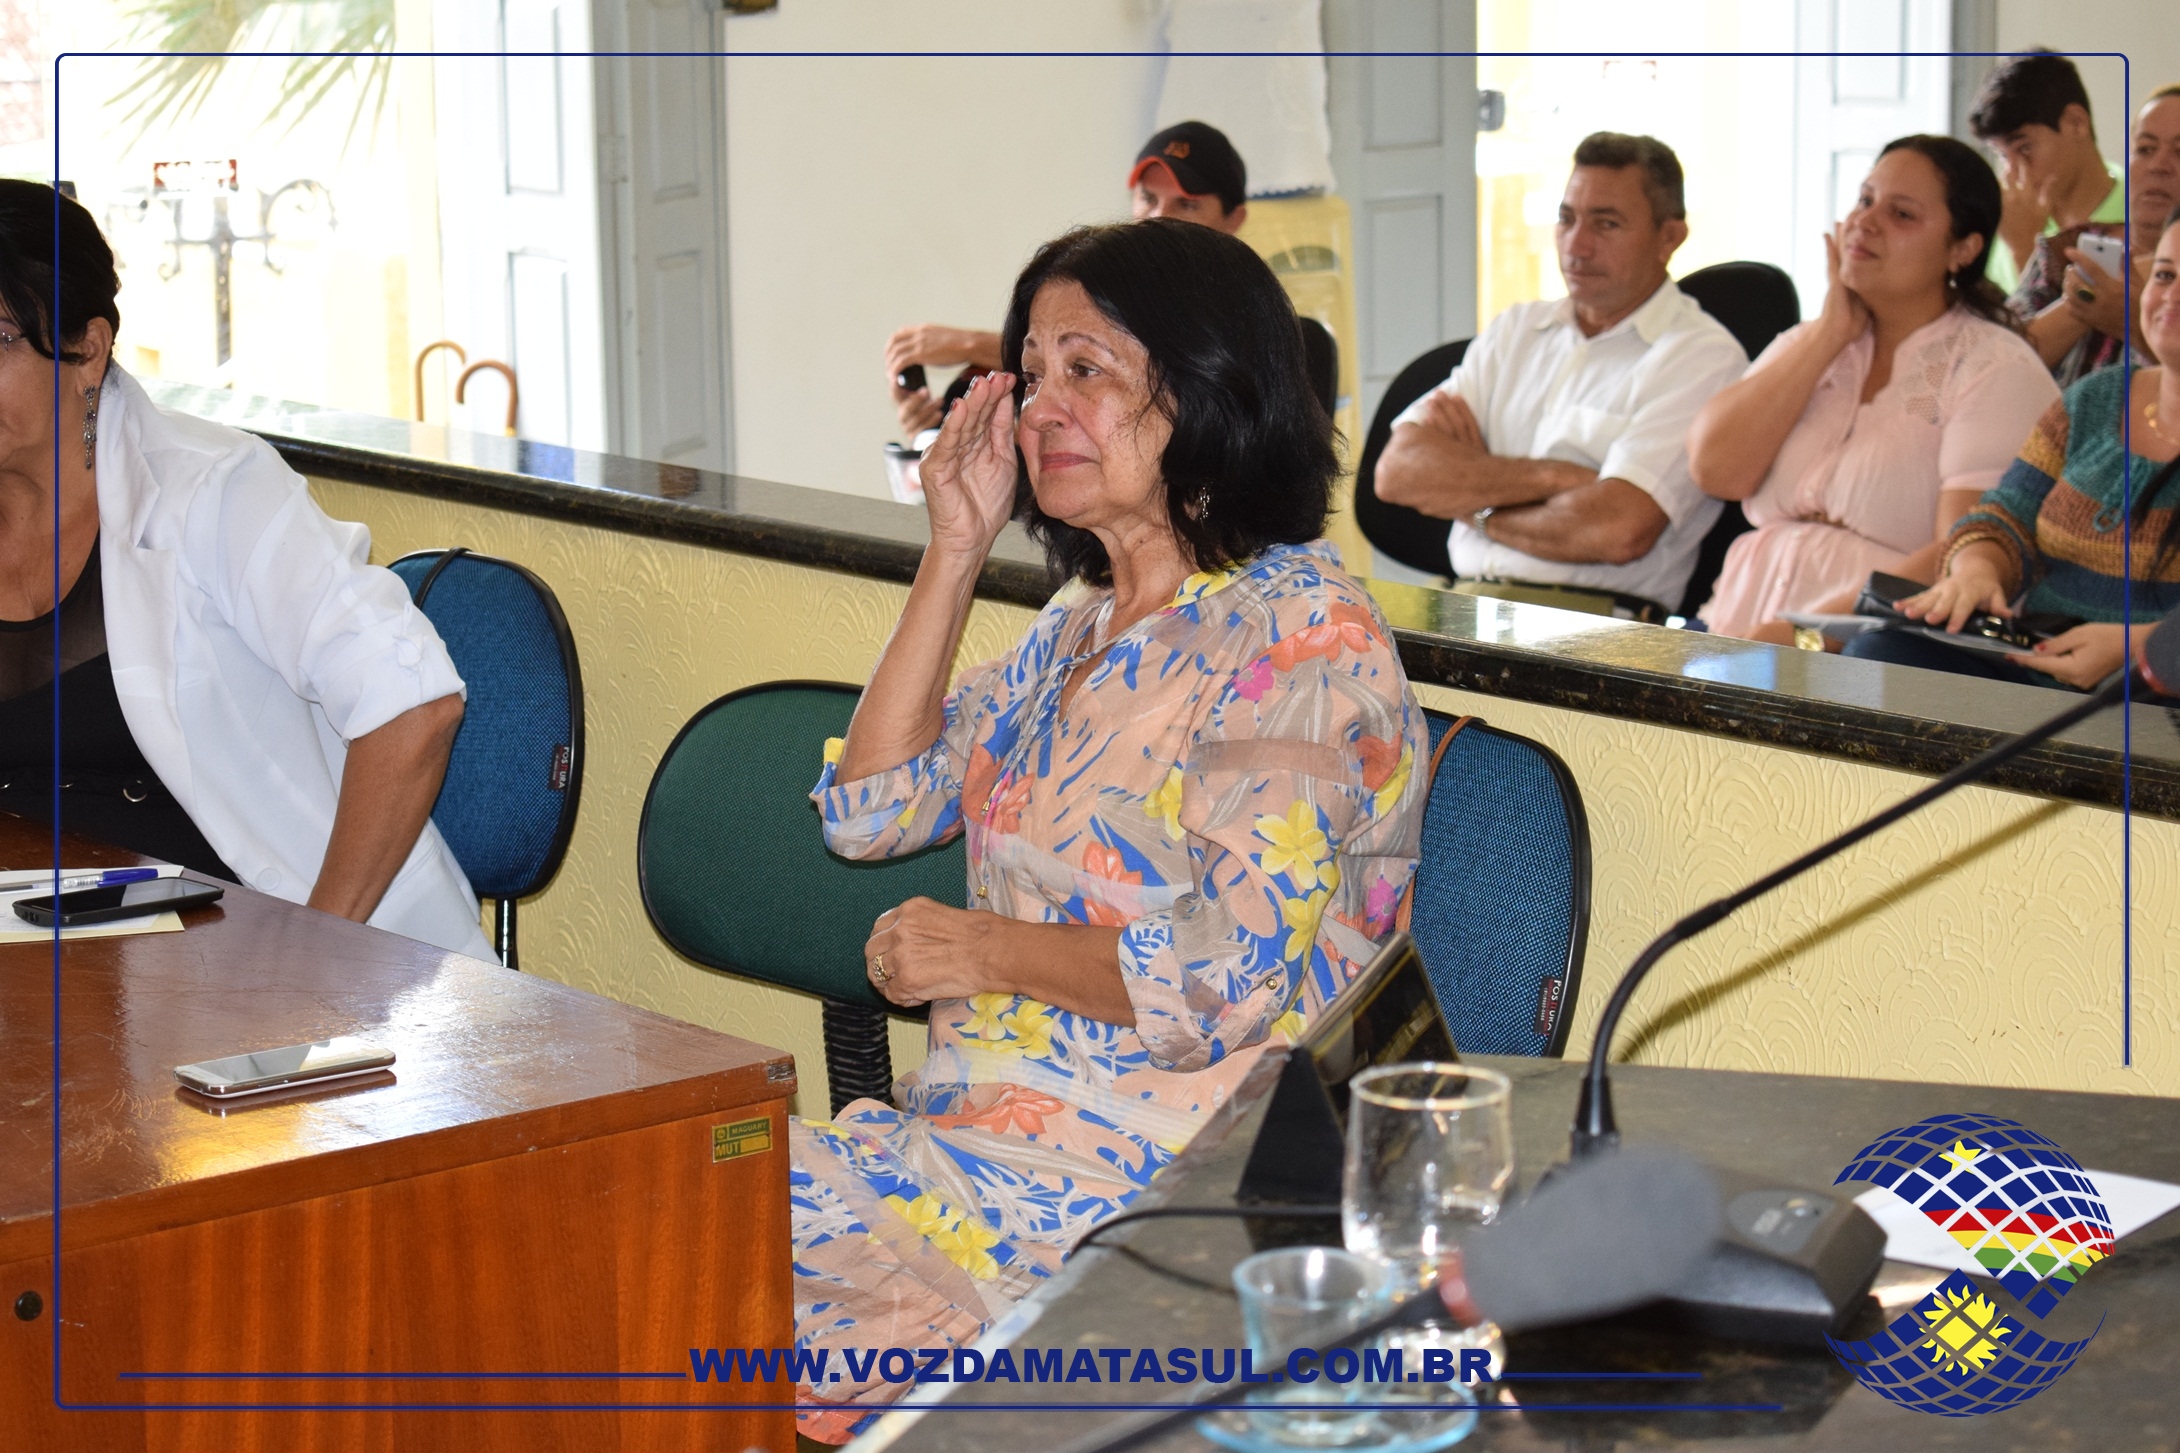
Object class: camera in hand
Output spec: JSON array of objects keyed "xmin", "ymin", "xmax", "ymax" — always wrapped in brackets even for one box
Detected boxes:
[{"xmin": 894, "ymin": 363, "xmax": 927, "ymax": 392}]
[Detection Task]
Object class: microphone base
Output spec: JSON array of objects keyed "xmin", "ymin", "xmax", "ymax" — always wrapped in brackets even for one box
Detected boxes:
[
  {"xmin": 1569, "ymin": 1126, "xmax": 1619, "ymax": 1160},
  {"xmin": 1624, "ymin": 1163, "xmax": 1886, "ymax": 1348}
]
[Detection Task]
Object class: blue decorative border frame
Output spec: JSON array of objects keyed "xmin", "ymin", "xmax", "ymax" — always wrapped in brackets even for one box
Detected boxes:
[{"xmin": 42, "ymin": 42, "xmax": 2132, "ymax": 1415}]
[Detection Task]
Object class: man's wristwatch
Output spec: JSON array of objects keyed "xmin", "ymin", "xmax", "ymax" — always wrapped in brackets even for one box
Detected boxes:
[{"xmin": 1470, "ymin": 505, "xmax": 1497, "ymax": 533}]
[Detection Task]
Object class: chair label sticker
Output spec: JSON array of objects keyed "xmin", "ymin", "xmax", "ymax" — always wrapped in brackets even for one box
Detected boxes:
[
  {"xmin": 712, "ymin": 1117, "xmax": 773, "ymax": 1163},
  {"xmin": 1533, "ymin": 974, "xmax": 1566, "ymax": 1036}
]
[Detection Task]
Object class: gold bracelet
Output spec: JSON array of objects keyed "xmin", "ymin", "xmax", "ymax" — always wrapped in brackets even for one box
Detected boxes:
[{"xmin": 1939, "ymin": 532, "xmax": 2013, "ymax": 589}]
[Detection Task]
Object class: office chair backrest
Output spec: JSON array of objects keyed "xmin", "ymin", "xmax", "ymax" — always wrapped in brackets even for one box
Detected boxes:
[
  {"xmin": 1405, "ymin": 711, "xmax": 1590, "ymax": 1057},
  {"xmin": 1353, "ymin": 338, "xmax": 1470, "ymax": 578},
  {"xmin": 1677, "ymin": 261, "xmax": 1801, "ymax": 363},
  {"xmin": 1673, "ymin": 262, "xmax": 1801, "ymax": 617},
  {"xmin": 1300, "ymin": 316, "xmax": 1339, "ymax": 418},
  {"xmin": 390, "ymin": 548, "xmax": 582, "ymax": 902},
  {"xmin": 639, "ymin": 681, "xmax": 966, "ymax": 1011}
]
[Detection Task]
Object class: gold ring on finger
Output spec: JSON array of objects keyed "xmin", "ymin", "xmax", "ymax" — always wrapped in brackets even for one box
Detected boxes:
[{"xmin": 872, "ymin": 953, "xmax": 889, "ymax": 982}]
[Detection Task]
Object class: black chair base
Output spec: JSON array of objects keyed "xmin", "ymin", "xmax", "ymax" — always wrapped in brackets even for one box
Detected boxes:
[{"xmin": 821, "ymin": 996, "xmax": 897, "ymax": 1117}]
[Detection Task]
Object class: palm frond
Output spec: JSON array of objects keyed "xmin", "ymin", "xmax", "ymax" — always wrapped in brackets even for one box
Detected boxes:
[{"xmin": 114, "ymin": 0, "xmax": 396, "ymax": 155}]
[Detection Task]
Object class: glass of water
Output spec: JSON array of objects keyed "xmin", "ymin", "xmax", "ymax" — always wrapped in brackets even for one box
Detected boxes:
[{"xmin": 1342, "ymin": 1063, "xmax": 1515, "ymax": 1375}]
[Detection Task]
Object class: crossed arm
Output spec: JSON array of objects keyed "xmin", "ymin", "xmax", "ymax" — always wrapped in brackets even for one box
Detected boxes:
[{"xmin": 1373, "ymin": 391, "xmax": 1669, "ymax": 566}]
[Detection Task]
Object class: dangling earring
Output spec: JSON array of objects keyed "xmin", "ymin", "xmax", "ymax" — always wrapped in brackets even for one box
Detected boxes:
[
  {"xmin": 81, "ymin": 383, "xmax": 99, "ymax": 470},
  {"xmin": 1195, "ymin": 482, "xmax": 1213, "ymax": 521}
]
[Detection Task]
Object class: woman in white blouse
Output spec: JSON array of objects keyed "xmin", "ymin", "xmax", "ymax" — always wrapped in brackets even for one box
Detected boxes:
[
  {"xmin": 1688, "ymin": 136, "xmax": 2060, "ymax": 642},
  {"xmin": 0, "ymin": 182, "xmax": 491, "ymax": 958}
]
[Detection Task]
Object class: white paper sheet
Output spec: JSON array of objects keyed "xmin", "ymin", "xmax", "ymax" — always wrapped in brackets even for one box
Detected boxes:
[
  {"xmin": 0, "ymin": 864, "xmax": 186, "ymax": 943},
  {"xmin": 1156, "ymin": 0, "xmax": 1336, "ymax": 197},
  {"xmin": 1857, "ymin": 1168, "xmax": 2180, "ymax": 1274}
]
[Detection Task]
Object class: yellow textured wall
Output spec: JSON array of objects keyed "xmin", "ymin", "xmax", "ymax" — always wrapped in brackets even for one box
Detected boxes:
[
  {"xmin": 309, "ymin": 476, "xmax": 1036, "ymax": 1113},
  {"xmin": 1415, "ymin": 685, "xmax": 2179, "ymax": 1098},
  {"xmin": 308, "ymin": 477, "xmax": 2179, "ymax": 1103}
]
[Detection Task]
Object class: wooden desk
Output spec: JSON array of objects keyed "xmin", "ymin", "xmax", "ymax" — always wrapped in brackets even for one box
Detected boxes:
[{"xmin": 0, "ymin": 818, "xmax": 798, "ymax": 1451}]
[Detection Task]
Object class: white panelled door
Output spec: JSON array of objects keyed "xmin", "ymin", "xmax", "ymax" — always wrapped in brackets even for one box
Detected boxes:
[
  {"xmin": 432, "ymin": 0, "xmax": 612, "ymax": 450},
  {"xmin": 1790, "ymin": 0, "xmax": 1953, "ymax": 315},
  {"xmin": 1325, "ymin": 0, "xmax": 1479, "ymax": 429},
  {"xmin": 596, "ymin": 0, "xmax": 734, "ymax": 470}
]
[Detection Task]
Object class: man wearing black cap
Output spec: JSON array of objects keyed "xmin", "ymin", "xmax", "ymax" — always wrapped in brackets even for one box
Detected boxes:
[
  {"xmin": 1123, "ymin": 120, "xmax": 1250, "ymax": 229},
  {"xmin": 886, "ymin": 121, "xmax": 1310, "ymax": 437}
]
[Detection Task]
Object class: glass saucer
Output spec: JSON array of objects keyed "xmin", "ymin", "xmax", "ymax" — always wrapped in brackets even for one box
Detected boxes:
[{"xmin": 1196, "ymin": 1376, "xmax": 1479, "ymax": 1453}]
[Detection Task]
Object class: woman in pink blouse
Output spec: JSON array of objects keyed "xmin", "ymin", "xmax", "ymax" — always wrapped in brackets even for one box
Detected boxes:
[{"xmin": 1689, "ymin": 135, "xmax": 2059, "ymax": 642}]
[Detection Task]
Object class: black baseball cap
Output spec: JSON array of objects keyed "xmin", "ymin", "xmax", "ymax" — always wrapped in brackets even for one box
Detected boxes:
[{"xmin": 1128, "ymin": 121, "xmax": 1247, "ymax": 214}]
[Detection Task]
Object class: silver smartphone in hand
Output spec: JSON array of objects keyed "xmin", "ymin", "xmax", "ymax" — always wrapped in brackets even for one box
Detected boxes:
[{"xmin": 175, "ymin": 1037, "xmax": 395, "ymax": 1097}]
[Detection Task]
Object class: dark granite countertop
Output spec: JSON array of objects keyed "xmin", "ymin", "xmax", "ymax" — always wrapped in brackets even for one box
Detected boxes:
[
  {"xmin": 874, "ymin": 1054, "xmax": 2180, "ymax": 1453},
  {"xmin": 143, "ymin": 379, "xmax": 2180, "ymax": 820}
]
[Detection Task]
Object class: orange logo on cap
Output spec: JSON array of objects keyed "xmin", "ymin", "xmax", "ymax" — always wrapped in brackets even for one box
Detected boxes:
[{"xmin": 1164, "ymin": 141, "xmax": 1191, "ymax": 159}]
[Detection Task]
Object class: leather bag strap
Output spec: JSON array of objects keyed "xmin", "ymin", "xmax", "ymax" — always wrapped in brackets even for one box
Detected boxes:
[
  {"xmin": 411, "ymin": 546, "xmax": 471, "ymax": 607},
  {"xmin": 1395, "ymin": 714, "xmax": 1479, "ymax": 935}
]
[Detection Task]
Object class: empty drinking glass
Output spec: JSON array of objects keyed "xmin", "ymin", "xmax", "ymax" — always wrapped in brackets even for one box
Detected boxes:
[
  {"xmin": 1226, "ymin": 1245, "xmax": 1395, "ymax": 1447},
  {"xmin": 1342, "ymin": 1064, "xmax": 1515, "ymax": 1376}
]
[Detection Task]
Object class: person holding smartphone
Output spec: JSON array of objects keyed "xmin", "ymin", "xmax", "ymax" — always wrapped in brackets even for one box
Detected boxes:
[
  {"xmin": 0, "ymin": 182, "xmax": 492, "ymax": 959},
  {"xmin": 2008, "ymin": 84, "xmax": 2180, "ymax": 386},
  {"xmin": 1845, "ymin": 210, "xmax": 2180, "ymax": 691},
  {"xmin": 882, "ymin": 122, "xmax": 1337, "ymax": 439},
  {"xmin": 883, "ymin": 123, "xmax": 1256, "ymax": 437}
]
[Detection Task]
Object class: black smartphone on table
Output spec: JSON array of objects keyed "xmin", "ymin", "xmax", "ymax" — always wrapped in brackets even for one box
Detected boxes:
[{"xmin": 13, "ymin": 877, "xmax": 224, "ymax": 927}]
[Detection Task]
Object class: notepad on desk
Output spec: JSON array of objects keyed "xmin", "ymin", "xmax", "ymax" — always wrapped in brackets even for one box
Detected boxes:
[
  {"xmin": 0, "ymin": 863, "xmax": 188, "ymax": 943},
  {"xmin": 1858, "ymin": 1169, "xmax": 2180, "ymax": 1274}
]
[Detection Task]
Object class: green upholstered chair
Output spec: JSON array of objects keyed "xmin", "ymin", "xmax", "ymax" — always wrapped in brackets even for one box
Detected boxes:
[{"xmin": 637, "ymin": 681, "xmax": 962, "ymax": 1115}]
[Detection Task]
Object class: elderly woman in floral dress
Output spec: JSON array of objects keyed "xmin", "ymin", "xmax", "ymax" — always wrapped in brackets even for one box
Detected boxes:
[{"xmin": 787, "ymin": 220, "xmax": 1430, "ymax": 1442}]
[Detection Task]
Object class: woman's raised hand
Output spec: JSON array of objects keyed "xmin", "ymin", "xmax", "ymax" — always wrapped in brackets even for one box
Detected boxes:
[
  {"xmin": 919, "ymin": 371, "xmax": 1020, "ymax": 562},
  {"xmin": 2060, "ymin": 246, "xmax": 2143, "ymax": 341},
  {"xmin": 1817, "ymin": 224, "xmax": 1871, "ymax": 347}
]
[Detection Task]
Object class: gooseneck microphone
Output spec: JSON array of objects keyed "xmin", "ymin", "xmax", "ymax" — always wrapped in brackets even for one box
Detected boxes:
[
  {"xmin": 1572, "ymin": 668, "xmax": 2132, "ymax": 1159},
  {"xmin": 1052, "ymin": 1147, "xmax": 1723, "ymax": 1453},
  {"xmin": 2140, "ymin": 603, "xmax": 2180, "ymax": 695}
]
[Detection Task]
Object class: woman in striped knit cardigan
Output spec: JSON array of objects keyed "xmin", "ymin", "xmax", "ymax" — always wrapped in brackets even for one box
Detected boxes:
[{"xmin": 1848, "ymin": 209, "xmax": 2180, "ymax": 691}]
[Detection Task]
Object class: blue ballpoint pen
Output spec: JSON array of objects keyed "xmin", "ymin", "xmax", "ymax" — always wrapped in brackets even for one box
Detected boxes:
[{"xmin": 49, "ymin": 868, "xmax": 162, "ymax": 893}]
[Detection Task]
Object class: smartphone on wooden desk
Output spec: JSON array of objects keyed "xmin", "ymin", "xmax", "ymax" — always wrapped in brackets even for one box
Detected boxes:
[
  {"xmin": 12, "ymin": 876, "xmax": 223, "ymax": 927},
  {"xmin": 175, "ymin": 1037, "xmax": 397, "ymax": 1098}
]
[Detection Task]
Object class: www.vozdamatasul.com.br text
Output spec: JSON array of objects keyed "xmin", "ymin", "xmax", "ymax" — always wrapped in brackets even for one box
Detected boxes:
[{"xmin": 689, "ymin": 1345, "xmax": 1496, "ymax": 1386}]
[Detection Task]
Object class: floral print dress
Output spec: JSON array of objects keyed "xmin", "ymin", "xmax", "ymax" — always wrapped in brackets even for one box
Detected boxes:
[{"xmin": 788, "ymin": 540, "xmax": 1428, "ymax": 1442}]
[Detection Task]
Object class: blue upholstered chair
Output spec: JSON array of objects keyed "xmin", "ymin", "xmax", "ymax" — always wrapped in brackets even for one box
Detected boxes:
[
  {"xmin": 1405, "ymin": 711, "xmax": 1590, "ymax": 1056},
  {"xmin": 390, "ymin": 548, "xmax": 584, "ymax": 968}
]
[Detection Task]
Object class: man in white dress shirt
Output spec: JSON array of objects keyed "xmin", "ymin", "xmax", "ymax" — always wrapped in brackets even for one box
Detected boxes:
[{"xmin": 1375, "ymin": 133, "xmax": 1749, "ymax": 619}]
